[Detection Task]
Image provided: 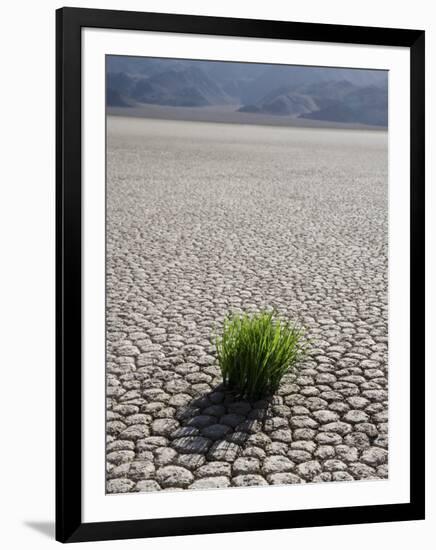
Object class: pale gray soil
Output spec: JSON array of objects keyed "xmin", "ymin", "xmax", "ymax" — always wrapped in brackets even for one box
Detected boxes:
[
  {"xmin": 108, "ymin": 105, "xmax": 387, "ymax": 131},
  {"xmin": 106, "ymin": 116, "xmax": 388, "ymax": 493}
]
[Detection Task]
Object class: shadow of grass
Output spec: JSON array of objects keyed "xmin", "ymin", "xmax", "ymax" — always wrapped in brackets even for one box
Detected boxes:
[{"xmin": 168, "ymin": 383, "xmax": 277, "ymax": 456}]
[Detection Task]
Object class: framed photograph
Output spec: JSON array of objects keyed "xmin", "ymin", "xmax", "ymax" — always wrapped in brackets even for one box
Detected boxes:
[{"xmin": 56, "ymin": 7, "xmax": 425, "ymax": 543}]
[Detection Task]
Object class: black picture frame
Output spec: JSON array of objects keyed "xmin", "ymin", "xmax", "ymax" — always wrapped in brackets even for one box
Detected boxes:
[{"xmin": 56, "ymin": 6, "xmax": 425, "ymax": 543}]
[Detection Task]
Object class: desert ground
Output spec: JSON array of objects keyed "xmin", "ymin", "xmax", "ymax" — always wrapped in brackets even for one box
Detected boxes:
[
  {"xmin": 106, "ymin": 116, "xmax": 388, "ymax": 493},
  {"xmin": 108, "ymin": 104, "xmax": 386, "ymax": 131}
]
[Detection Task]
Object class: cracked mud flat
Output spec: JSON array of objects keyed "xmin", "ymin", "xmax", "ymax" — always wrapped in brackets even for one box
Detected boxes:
[{"xmin": 106, "ymin": 116, "xmax": 388, "ymax": 493}]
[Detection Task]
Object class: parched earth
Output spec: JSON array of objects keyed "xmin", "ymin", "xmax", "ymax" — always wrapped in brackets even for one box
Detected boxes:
[{"xmin": 106, "ymin": 116, "xmax": 388, "ymax": 493}]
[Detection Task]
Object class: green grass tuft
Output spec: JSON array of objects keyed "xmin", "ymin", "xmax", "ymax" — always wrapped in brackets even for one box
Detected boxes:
[{"xmin": 216, "ymin": 310, "xmax": 308, "ymax": 400}]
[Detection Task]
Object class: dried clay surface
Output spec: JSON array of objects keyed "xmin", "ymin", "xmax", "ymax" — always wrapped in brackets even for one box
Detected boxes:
[{"xmin": 106, "ymin": 116, "xmax": 388, "ymax": 494}]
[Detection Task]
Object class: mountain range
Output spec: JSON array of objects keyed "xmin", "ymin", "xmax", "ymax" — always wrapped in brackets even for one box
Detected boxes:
[{"xmin": 106, "ymin": 57, "xmax": 388, "ymax": 127}]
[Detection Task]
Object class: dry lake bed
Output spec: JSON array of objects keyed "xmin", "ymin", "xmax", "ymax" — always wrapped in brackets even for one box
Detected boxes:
[{"xmin": 106, "ymin": 116, "xmax": 388, "ymax": 493}]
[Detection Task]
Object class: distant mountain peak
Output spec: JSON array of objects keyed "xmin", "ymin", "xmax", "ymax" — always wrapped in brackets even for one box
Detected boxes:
[{"xmin": 106, "ymin": 56, "xmax": 388, "ymax": 127}]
